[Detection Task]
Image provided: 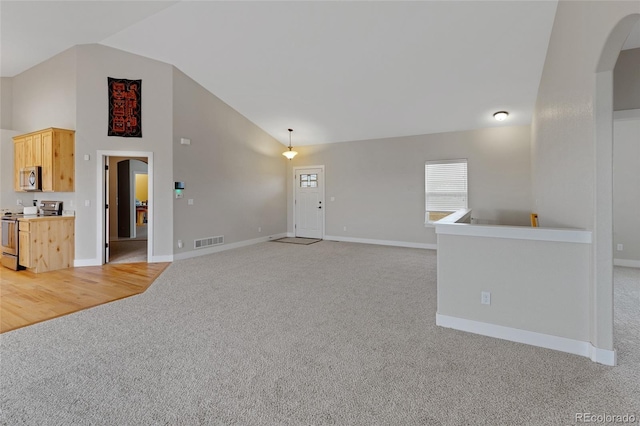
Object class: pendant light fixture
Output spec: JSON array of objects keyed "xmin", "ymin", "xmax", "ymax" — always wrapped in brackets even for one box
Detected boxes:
[{"xmin": 283, "ymin": 128, "xmax": 298, "ymax": 160}]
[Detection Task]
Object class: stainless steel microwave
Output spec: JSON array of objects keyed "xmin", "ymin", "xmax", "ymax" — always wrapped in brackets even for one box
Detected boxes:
[{"xmin": 20, "ymin": 166, "xmax": 42, "ymax": 191}]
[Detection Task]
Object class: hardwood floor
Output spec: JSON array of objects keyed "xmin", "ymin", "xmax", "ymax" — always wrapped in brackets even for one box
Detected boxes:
[{"xmin": 0, "ymin": 262, "xmax": 170, "ymax": 333}]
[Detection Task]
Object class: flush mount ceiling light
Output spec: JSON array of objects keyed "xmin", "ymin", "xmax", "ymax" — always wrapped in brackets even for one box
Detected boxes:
[
  {"xmin": 282, "ymin": 128, "xmax": 298, "ymax": 160},
  {"xmin": 493, "ymin": 111, "xmax": 509, "ymax": 121}
]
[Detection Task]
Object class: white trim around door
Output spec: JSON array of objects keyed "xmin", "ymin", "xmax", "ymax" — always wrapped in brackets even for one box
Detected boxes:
[{"xmin": 96, "ymin": 150, "xmax": 154, "ymax": 265}]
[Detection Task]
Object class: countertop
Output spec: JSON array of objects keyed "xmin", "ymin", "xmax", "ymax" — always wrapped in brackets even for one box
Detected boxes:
[{"xmin": 17, "ymin": 215, "xmax": 75, "ymax": 222}]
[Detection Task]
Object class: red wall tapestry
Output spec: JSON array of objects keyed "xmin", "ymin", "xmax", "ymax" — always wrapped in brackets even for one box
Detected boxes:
[{"xmin": 108, "ymin": 77, "xmax": 142, "ymax": 137}]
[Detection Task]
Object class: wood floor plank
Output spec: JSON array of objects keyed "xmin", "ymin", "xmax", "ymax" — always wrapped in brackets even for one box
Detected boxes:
[{"xmin": 0, "ymin": 262, "xmax": 170, "ymax": 333}]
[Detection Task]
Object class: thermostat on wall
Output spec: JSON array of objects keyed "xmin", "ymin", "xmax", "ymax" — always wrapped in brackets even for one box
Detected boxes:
[{"xmin": 174, "ymin": 182, "xmax": 185, "ymax": 190}]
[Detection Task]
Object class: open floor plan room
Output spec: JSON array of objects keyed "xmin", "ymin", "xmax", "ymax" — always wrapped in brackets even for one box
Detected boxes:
[{"xmin": 1, "ymin": 242, "xmax": 638, "ymax": 425}]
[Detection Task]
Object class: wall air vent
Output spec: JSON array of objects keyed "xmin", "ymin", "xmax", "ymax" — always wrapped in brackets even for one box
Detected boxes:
[{"xmin": 194, "ymin": 236, "xmax": 224, "ymax": 249}]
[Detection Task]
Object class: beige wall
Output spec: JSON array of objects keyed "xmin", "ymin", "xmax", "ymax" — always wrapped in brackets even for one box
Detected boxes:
[
  {"xmin": 613, "ymin": 114, "xmax": 640, "ymax": 264},
  {"xmin": 172, "ymin": 68, "xmax": 287, "ymax": 256},
  {"xmin": 1, "ymin": 77, "xmax": 13, "ymax": 129},
  {"xmin": 531, "ymin": 1, "xmax": 640, "ymax": 352},
  {"xmin": 11, "ymin": 47, "xmax": 77, "ymax": 133},
  {"xmin": 74, "ymin": 44, "xmax": 174, "ymax": 262},
  {"xmin": 3, "ymin": 48, "xmax": 78, "ymax": 213},
  {"xmin": 614, "ymin": 47, "xmax": 640, "ymax": 111},
  {"xmin": 288, "ymin": 125, "xmax": 531, "ymax": 246},
  {"xmin": 437, "ymin": 233, "xmax": 591, "ymax": 341},
  {"xmin": 532, "ymin": 2, "xmax": 639, "ymax": 230}
]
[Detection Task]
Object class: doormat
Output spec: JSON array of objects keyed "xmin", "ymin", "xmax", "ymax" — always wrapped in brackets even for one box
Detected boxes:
[{"xmin": 272, "ymin": 237, "xmax": 321, "ymax": 245}]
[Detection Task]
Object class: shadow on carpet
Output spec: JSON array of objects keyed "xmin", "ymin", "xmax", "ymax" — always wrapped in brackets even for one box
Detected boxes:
[{"xmin": 271, "ymin": 237, "xmax": 321, "ymax": 245}]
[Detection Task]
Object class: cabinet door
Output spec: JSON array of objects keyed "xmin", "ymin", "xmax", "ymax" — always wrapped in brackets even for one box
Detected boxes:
[
  {"xmin": 13, "ymin": 138, "xmax": 25, "ymax": 191},
  {"xmin": 24, "ymin": 135, "xmax": 34, "ymax": 167},
  {"xmin": 31, "ymin": 132, "xmax": 42, "ymax": 166},
  {"xmin": 41, "ymin": 131, "xmax": 53, "ymax": 192},
  {"xmin": 18, "ymin": 230, "xmax": 31, "ymax": 268}
]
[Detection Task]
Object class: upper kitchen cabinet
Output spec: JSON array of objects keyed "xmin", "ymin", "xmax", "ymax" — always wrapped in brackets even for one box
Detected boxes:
[{"xmin": 13, "ymin": 128, "xmax": 75, "ymax": 192}]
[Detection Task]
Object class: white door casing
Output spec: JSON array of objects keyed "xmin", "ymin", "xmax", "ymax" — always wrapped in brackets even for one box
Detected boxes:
[
  {"xmin": 96, "ymin": 150, "xmax": 153, "ymax": 265},
  {"xmin": 294, "ymin": 166, "xmax": 324, "ymax": 239}
]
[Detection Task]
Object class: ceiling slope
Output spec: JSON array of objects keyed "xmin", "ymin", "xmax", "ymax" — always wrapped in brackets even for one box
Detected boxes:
[{"xmin": 2, "ymin": 1, "xmax": 559, "ymax": 145}]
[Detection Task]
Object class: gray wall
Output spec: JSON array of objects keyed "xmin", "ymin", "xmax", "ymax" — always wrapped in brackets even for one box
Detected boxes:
[
  {"xmin": 531, "ymin": 1, "xmax": 640, "ymax": 352},
  {"xmin": 531, "ymin": 1, "xmax": 639, "ymax": 230},
  {"xmin": 172, "ymin": 68, "xmax": 287, "ymax": 256},
  {"xmin": 438, "ymin": 233, "xmax": 591, "ymax": 341},
  {"xmin": 287, "ymin": 125, "xmax": 531, "ymax": 246},
  {"xmin": 74, "ymin": 44, "xmax": 174, "ymax": 262},
  {"xmin": 11, "ymin": 47, "xmax": 77, "ymax": 132},
  {"xmin": 613, "ymin": 115, "xmax": 640, "ymax": 264},
  {"xmin": 614, "ymin": 47, "xmax": 640, "ymax": 111},
  {"xmin": 3, "ymin": 48, "xmax": 78, "ymax": 213},
  {"xmin": 1, "ymin": 77, "xmax": 13, "ymax": 129}
]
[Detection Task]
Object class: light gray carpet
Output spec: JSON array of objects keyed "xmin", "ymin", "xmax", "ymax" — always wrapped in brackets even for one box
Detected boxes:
[
  {"xmin": 272, "ymin": 237, "xmax": 321, "ymax": 245},
  {"xmin": 1, "ymin": 242, "xmax": 638, "ymax": 425}
]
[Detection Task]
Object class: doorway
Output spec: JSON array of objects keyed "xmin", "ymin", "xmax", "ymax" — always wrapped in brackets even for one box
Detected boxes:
[
  {"xmin": 97, "ymin": 151, "xmax": 154, "ymax": 265},
  {"xmin": 293, "ymin": 166, "xmax": 325, "ymax": 239}
]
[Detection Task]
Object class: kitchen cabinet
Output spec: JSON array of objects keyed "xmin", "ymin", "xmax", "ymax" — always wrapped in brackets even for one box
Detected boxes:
[
  {"xmin": 13, "ymin": 137, "xmax": 24, "ymax": 191},
  {"xmin": 18, "ymin": 217, "xmax": 74, "ymax": 273},
  {"xmin": 13, "ymin": 128, "xmax": 75, "ymax": 192}
]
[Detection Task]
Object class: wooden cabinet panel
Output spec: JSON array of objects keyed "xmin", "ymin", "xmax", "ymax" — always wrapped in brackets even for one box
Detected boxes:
[
  {"xmin": 13, "ymin": 128, "xmax": 74, "ymax": 193},
  {"xmin": 18, "ymin": 230, "xmax": 31, "ymax": 268},
  {"xmin": 41, "ymin": 131, "xmax": 53, "ymax": 192},
  {"xmin": 13, "ymin": 138, "xmax": 24, "ymax": 191},
  {"xmin": 17, "ymin": 218, "xmax": 74, "ymax": 273},
  {"xmin": 51, "ymin": 130, "xmax": 74, "ymax": 192},
  {"xmin": 31, "ymin": 132, "xmax": 42, "ymax": 166}
]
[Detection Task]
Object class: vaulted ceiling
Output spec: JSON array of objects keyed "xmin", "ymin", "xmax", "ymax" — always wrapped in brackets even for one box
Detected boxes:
[{"xmin": 2, "ymin": 1, "xmax": 636, "ymax": 146}]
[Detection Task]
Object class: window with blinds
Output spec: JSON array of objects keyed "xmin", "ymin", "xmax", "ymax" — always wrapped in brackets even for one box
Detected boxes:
[{"xmin": 425, "ymin": 159, "xmax": 468, "ymax": 223}]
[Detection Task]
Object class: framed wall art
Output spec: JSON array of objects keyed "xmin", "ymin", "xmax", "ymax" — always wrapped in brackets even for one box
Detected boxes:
[{"xmin": 108, "ymin": 77, "xmax": 142, "ymax": 137}]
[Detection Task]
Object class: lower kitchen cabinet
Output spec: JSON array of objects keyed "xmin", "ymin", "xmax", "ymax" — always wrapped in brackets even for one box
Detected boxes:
[{"xmin": 18, "ymin": 217, "xmax": 74, "ymax": 273}]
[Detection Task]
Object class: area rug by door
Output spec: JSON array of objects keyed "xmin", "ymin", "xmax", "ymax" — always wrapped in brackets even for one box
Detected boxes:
[{"xmin": 272, "ymin": 237, "xmax": 321, "ymax": 245}]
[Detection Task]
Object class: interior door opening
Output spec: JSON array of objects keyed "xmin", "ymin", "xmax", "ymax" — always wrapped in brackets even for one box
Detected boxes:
[{"xmin": 98, "ymin": 151, "xmax": 153, "ymax": 265}]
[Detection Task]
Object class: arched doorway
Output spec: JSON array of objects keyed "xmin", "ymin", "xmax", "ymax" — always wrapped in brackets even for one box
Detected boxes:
[{"xmin": 593, "ymin": 13, "xmax": 640, "ymax": 362}]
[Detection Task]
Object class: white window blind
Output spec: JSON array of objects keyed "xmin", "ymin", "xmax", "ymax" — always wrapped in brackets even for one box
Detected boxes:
[{"xmin": 425, "ymin": 159, "xmax": 468, "ymax": 217}]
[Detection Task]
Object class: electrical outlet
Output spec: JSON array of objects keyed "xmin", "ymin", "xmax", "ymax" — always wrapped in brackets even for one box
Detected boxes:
[
  {"xmin": 188, "ymin": 199, "xmax": 194, "ymax": 205},
  {"xmin": 343, "ymin": 226, "xmax": 347, "ymax": 231},
  {"xmin": 178, "ymin": 240, "xmax": 183, "ymax": 249},
  {"xmin": 16, "ymin": 199, "xmax": 23, "ymax": 206},
  {"xmin": 481, "ymin": 291, "xmax": 491, "ymax": 305},
  {"xmin": 258, "ymin": 227, "xmax": 262, "ymax": 233},
  {"xmin": 617, "ymin": 244, "xmax": 623, "ymax": 251}
]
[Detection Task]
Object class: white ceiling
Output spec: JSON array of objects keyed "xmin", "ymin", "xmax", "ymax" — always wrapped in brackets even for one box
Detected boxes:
[{"xmin": 1, "ymin": 1, "xmax": 569, "ymax": 145}]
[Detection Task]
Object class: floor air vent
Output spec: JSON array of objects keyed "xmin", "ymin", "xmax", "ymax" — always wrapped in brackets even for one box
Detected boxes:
[{"xmin": 194, "ymin": 236, "xmax": 224, "ymax": 249}]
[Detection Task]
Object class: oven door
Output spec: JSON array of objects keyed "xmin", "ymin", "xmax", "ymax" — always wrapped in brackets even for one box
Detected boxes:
[{"xmin": 1, "ymin": 218, "xmax": 18, "ymax": 256}]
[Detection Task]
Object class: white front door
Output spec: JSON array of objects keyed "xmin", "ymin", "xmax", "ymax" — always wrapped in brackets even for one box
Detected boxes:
[{"xmin": 295, "ymin": 167, "xmax": 324, "ymax": 239}]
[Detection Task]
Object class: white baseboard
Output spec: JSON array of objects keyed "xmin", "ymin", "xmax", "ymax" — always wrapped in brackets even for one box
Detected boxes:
[
  {"xmin": 150, "ymin": 255, "xmax": 173, "ymax": 263},
  {"xmin": 436, "ymin": 313, "xmax": 616, "ymax": 366},
  {"xmin": 74, "ymin": 258, "xmax": 101, "ymax": 267},
  {"xmin": 614, "ymin": 258, "xmax": 640, "ymax": 268},
  {"xmin": 173, "ymin": 233, "xmax": 288, "ymax": 261},
  {"xmin": 323, "ymin": 235, "xmax": 437, "ymax": 250}
]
